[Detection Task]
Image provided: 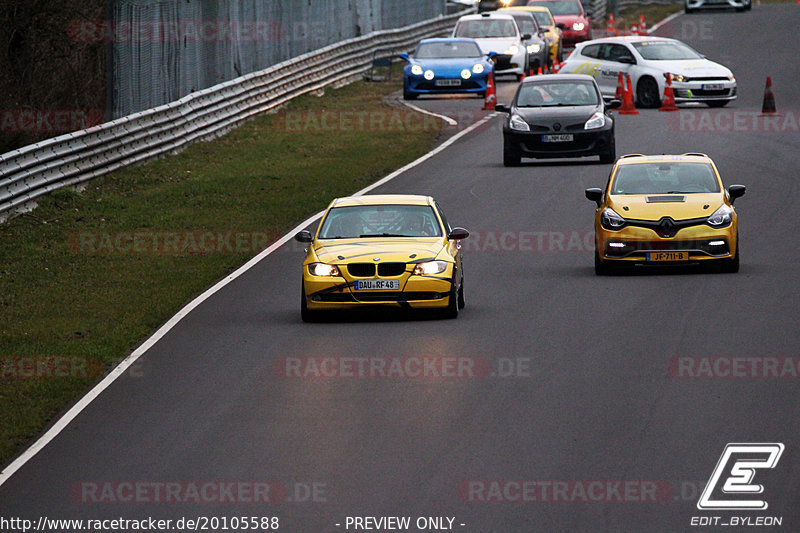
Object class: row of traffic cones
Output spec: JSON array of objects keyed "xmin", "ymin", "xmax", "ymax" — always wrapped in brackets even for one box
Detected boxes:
[{"xmin": 607, "ymin": 14, "xmax": 648, "ymax": 37}]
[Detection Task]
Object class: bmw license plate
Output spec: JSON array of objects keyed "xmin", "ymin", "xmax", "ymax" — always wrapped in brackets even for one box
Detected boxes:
[
  {"xmin": 436, "ymin": 79, "xmax": 461, "ymax": 87},
  {"xmin": 702, "ymin": 83, "xmax": 724, "ymax": 90},
  {"xmin": 542, "ymin": 134, "xmax": 573, "ymax": 142},
  {"xmin": 646, "ymin": 251, "xmax": 689, "ymax": 262},
  {"xmin": 354, "ymin": 280, "xmax": 400, "ymax": 290}
]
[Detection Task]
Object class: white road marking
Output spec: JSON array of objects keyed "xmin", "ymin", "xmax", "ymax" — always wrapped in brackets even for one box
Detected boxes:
[
  {"xmin": 397, "ymin": 100, "xmax": 459, "ymax": 127},
  {"xmin": 0, "ymin": 112, "xmax": 497, "ymax": 488},
  {"xmin": 648, "ymin": 11, "xmax": 683, "ymax": 34}
]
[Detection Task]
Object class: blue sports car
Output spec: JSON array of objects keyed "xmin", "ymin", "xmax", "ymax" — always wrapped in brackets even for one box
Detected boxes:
[{"xmin": 399, "ymin": 38, "xmax": 496, "ymax": 100}]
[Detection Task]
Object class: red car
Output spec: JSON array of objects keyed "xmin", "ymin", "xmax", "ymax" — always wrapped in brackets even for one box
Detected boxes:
[{"xmin": 526, "ymin": 0, "xmax": 591, "ymax": 47}]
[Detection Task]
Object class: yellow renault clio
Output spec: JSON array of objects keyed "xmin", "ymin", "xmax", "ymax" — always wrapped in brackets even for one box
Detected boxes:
[
  {"xmin": 585, "ymin": 154, "xmax": 745, "ymax": 275},
  {"xmin": 295, "ymin": 195, "xmax": 469, "ymax": 321}
]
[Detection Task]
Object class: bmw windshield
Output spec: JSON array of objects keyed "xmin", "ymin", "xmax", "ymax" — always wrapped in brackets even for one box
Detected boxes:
[{"xmin": 319, "ymin": 205, "xmax": 443, "ymax": 239}]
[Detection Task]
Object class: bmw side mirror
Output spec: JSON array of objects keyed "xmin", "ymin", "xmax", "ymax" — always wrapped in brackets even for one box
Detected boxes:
[
  {"xmin": 728, "ymin": 185, "xmax": 746, "ymax": 203},
  {"xmin": 295, "ymin": 230, "xmax": 313, "ymax": 243},
  {"xmin": 607, "ymin": 100, "xmax": 621, "ymax": 110},
  {"xmin": 398, "ymin": 52, "xmax": 410, "ymax": 62},
  {"xmin": 585, "ymin": 188, "xmax": 603, "ymax": 207},
  {"xmin": 448, "ymin": 227, "xmax": 470, "ymax": 240},
  {"xmin": 495, "ymin": 104, "xmax": 511, "ymax": 113}
]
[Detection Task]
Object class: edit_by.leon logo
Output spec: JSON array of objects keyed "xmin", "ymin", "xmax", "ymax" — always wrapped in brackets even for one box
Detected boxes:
[{"xmin": 697, "ymin": 443, "xmax": 784, "ymax": 511}]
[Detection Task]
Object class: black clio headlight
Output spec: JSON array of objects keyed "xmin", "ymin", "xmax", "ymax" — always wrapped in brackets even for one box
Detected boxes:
[
  {"xmin": 706, "ymin": 205, "xmax": 732, "ymax": 228},
  {"xmin": 600, "ymin": 208, "xmax": 626, "ymax": 230}
]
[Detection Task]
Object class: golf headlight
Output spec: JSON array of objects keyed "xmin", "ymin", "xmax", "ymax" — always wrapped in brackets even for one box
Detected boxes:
[
  {"xmin": 461, "ymin": 69, "xmax": 472, "ymax": 79},
  {"xmin": 424, "ymin": 69, "xmax": 435, "ymax": 80},
  {"xmin": 510, "ymin": 114, "xmax": 530, "ymax": 132},
  {"xmin": 727, "ymin": 74, "xmax": 735, "ymax": 81},
  {"xmin": 584, "ymin": 111, "xmax": 605, "ymax": 130},
  {"xmin": 504, "ymin": 44, "xmax": 520, "ymax": 56},
  {"xmin": 413, "ymin": 260, "xmax": 448, "ymax": 276},
  {"xmin": 572, "ymin": 22, "xmax": 585, "ymax": 31},
  {"xmin": 601, "ymin": 208, "xmax": 626, "ymax": 230},
  {"xmin": 671, "ymin": 74, "xmax": 686, "ymax": 83},
  {"xmin": 472, "ymin": 63, "xmax": 485, "ymax": 74},
  {"xmin": 411, "ymin": 64, "xmax": 423, "ymax": 76},
  {"xmin": 308, "ymin": 263, "xmax": 340, "ymax": 277},
  {"xmin": 707, "ymin": 205, "xmax": 732, "ymax": 227},
  {"xmin": 527, "ymin": 44, "xmax": 542, "ymax": 54}
]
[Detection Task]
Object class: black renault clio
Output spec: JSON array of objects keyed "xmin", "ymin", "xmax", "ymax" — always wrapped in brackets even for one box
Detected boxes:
[{"xmin": 496, "ymin": 74, "xmax": 619, "ymax": 166}]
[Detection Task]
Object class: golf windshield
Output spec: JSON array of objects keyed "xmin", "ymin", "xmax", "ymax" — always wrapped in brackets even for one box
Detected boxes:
[
  {"xmin": 527, "ymin": 1, "xmax": 582, "ymax": 15},
  {"xmin": 612, "ymin": 163, "xmax": 721, "ymax": 194},
  {"xmin": 319, "ymin": 205, "xmax": 443, "ymax": 239},
  {"xmin": 516, "ymin": 80, "xmax": 599, "ymax": 107},
  {"xmin": 632, "ymin": 41, "xmax": 703, "ymax": 60},
  {"xmin": 455, "ymin": 19, "xmax": 517, "ymax": 38},
  {"xmin": 415, "ymin": 42, "xmax": 483, "ymax": 59}
]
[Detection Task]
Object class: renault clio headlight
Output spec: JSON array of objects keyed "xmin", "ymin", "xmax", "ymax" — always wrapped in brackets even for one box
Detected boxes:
[
  {"xmin": 601, "ymin": 208, "xmax": 626, "ymax": 230},
  {"xmin": 584, "ymin": 111, "xmax": 605, "ymax": 130},
  {"xmin": 510, "ymin": 114, "xmax": 530, "ymax": 132},
  {"xmin": 706, "ymin": 204, "xmax": 732, "ymax": 227}
]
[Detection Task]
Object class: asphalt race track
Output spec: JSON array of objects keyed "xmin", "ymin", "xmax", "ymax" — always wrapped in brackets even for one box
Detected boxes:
[{"xmin": 1, "ymin": 5, "xmax": 799, "ymax": 532}]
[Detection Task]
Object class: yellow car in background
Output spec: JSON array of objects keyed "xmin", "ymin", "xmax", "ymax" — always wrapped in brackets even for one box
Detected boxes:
[
  {"xmin": 295, "ymin": 195, "xmax": 469, "ymax": 321},
  {"xmin": 500, "ymin": 6, "xmax": 564, "ymax": 64},
  {"xmin": 585, "ymin": 154, "xmax": 746, "ymax": 275}
]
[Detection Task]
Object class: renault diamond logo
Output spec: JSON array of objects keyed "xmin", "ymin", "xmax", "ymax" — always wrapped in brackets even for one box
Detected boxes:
[{"xmin": 658, "ymin": 217, "xmax": 677, "ymax": 238}]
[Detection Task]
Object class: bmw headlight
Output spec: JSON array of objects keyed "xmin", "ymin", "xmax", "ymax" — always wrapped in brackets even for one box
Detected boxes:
[
  {"xmin": 308, "ymin": 263, "xmax": 340, "ymax": 277},
  {"xmin": 413, "ymin": 260, "xmax": 448, "ymax": 276},
  {"xmin": 600, "ymin": 208, "xmax": 626, "ymax": 230},
  {"xmin": 461, "ymin": 69, "xmax": 472, "ymax": 80},
  {"xmin": 411, "ymin": 64, "xmax": 423, "ymax": 76},
  {"xmin": 572, "ymin": 22, "xmax": 585, "ymax": 31},
  {"xmin": 527, "ymin": 44, "xmax": 542, "ymax": 54},
  {"xmin": 504, "ymin": 44, "xmax": 520, "ymax": 56},
  {"xmin": 424, "ymin": 69, "xmax": 435, "ymax": 80},
  {"xmin": 584, "ymin": 111, "xmax": 606, "ymax": 130},
  {"xmin": 472, "ymin": 63, "xmax": 485, "ymax": 74},
  {"xmin": 509, "ymin": 114, "xmax": 530, "ymax": 132},
  {"xmin": 706, "ymin": 204, "xmax": 732, "ymax": 227}
]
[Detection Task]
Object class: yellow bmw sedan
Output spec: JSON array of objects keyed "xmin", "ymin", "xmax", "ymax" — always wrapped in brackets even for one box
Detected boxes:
[
  {"xmin": 294, "ymin": 195, "xmax": 469, "ymax": 321},
  {"xmin": 585, "ymin": 154, "xmax": 746, "ymax": 275}
]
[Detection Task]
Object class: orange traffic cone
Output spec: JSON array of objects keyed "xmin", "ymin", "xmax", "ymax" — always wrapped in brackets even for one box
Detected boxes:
[
  {"xmin": 483, "ymin": 71, "xmax": 497, "ymax": 111},
  {"xmin": 639, "ymin": 15, "xmax": 647, "ymax": 36},
  {"xmin": 659, "ymin": 73, "xmax": 679, "ymax": 112},
  {"xmin": 618, "ymin": 73, "xmax": 639, "ymax": 115},
  {"xmin": 552, "ymin": 61, "xmax": 561, "ymax": 73},
  {"xmin": 614, "ymin": 72, "xmax": 624, "ymax": 101},
  {"xmin": 631, "ymin": 25, "xmax": 639, "ymax": 36},
  {"xmin": 615, "ymin": 28, "xmax": 620, "ymax": 37},
  {"xmin": 761, "ymin": 76, "xmax": 777, "ymax": 114},
  {"xmin": 607, "ymin": 14, "xmax": 615, "ymax": 35}
]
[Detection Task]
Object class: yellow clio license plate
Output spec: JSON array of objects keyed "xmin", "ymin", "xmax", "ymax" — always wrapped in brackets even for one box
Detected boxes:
[{"xmin": 646, "ymin": 251, "xmax": 689, "ymax": 262}]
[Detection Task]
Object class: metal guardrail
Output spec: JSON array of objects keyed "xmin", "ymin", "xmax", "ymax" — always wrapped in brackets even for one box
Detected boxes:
[{"xmin": 0, "ymin": 9, "xmax": 472, "ymax": 220}]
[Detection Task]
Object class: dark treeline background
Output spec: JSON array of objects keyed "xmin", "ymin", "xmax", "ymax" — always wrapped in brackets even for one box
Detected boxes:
[{"xmin": 0, "ymin": 0, "xmax": 106, "ymax": 153}]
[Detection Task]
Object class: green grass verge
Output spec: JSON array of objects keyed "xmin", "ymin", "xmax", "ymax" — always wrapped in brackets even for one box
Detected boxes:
[{"xmin": 0, "ymin": 75, "xmax": 444, "ymax": 466}]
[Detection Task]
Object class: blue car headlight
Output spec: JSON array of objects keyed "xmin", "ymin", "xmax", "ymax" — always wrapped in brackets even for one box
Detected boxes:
[
  {"xmin": 472, "ymin": 63, "xmax": 485, "ymax": 74},
  {"xmin": 411, "ymin": 65, "xmax": 423, "ymax": 76}
]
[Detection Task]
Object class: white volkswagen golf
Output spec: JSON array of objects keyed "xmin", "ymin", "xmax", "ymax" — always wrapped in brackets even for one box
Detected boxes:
[
  {"xmin": 560, "ymin": 36, "xmax": 737, "ymax": 108},
  {"xmin": 452, "ymin": 12, "xmax": 530, "ymax": 79}
]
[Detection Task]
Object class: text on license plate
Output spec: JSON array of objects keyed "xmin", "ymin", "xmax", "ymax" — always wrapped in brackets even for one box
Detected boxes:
[
  {"xmin": 542, "ymin": 134, "xmax": 573, "ymax": 143},
  {"xmin": 354, "ymin": 280, "xmax": 400, "ymax": 290},
  {"xmin": 646, "ymin": 251, "xmax": 689, "ymax": 262},
  {"xmin": 436, "ymin": 79, "xmax": 461, "ymax": 87},
  {"xmin": 702, "ymin": 84, "xmax": 724, "ymax": 90}
]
